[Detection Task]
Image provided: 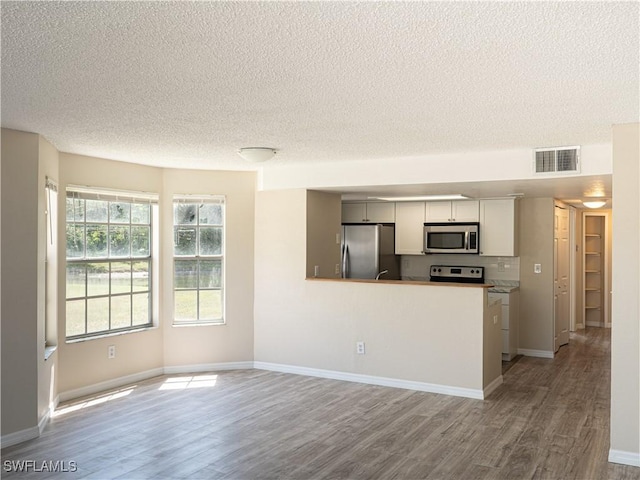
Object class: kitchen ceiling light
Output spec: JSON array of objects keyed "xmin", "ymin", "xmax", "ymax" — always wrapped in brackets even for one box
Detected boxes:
[
  {"xmin": 583, "ymin": 200, "xmax": 607, "ymax": 209},
  {"xmin": 371, "ymin": 194, "xmax": 470, "ymax": 202},
  {"xmin": 237, "ymin": 147, "xmax": 277, "ymax": 162}
]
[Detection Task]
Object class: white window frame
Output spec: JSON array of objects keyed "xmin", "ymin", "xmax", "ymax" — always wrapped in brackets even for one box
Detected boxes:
[
  {"xmin": 65, "ymin": 186, "xmax": 158, "ymax": 341},
  {"xmin": 173, "ymin": 195, "xmax": 225, "ymax": 326}
]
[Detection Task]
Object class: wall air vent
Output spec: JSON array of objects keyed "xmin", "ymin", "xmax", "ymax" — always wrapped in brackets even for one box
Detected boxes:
[{"xmin": 534, "ymin": 146, "xmax": 580, "ymax": 174}]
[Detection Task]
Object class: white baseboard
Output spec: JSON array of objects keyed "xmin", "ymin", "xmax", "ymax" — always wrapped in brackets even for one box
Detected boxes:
[
  {"xmin": 37, "ymin": 395, "xmax": 59, "ymax": 435},
  {"xmin": 37, "ymin": 410, "xmax": 50, "ymax": 435},
  {"xmin": 1, "ymin": 425, "xmax": 40, "ymax": 449},
  {"xmin": 609, "ymin": 449, "xmax": 640, "ymax": 467},
  {"xmin": 483, "ymin": 375, "xmax": 503, "ymax": 398},
  {"xmin": 254, "ymin": 361, "xmax": 485, "ymax": 400},
  {"xmin": 586, "ymin": 320, "xmax": 605, "ymax": 328},
  {"xmin": 2, "ymin": 394, "xmax": 61, "ymax": 448},
  {"xmin": 59, "ymin": 362, "xmax": 255, "ymax": 402},
  {"xmin": 163, "ymin": 361, "xmax": 253, "ymax": 375},
  {"xmin": 58, "ymin": 367, "xmax": 165, "ymax": 403},
  {"xmin": 518, "ymin": 348, "xmax": 554, "ymax": 359}
]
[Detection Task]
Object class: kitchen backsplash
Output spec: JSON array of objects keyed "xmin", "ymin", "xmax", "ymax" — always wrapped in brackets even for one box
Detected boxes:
[{"xmin": 400, "ymin": 254, "xmax": 520, "ymax": 282}]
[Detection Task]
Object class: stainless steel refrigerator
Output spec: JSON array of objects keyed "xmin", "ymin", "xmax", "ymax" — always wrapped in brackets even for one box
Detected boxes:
[{"xmin": 341, "ymin": 224, "xmax": 400, "ymax": 280}]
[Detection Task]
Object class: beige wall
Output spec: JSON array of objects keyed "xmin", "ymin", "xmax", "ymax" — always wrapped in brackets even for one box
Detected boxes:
[
  {"xmin": 1, "ymin": 129, "xmax": 40, "ymax": 435},
  {"xmin": 306, "ymin": 190, "xmax": 341, "ymax": 279},
  {"xmin": 56, "ymin": 155, "xmax": 257, "ymax": 391},
  {"xmin": 610, "ymin": 123, "xmax": 640, "ymax": 458},
  {"xmin": 518, "ymin": 197, "xmax": 555, "ymax": 353},
  {"xmin": 57, "ymin": 153, "xmax": 165, "ymax": 393},
  {"xmin": 161, "ymin": 168, "xmax": 256, "ymax": 367}
]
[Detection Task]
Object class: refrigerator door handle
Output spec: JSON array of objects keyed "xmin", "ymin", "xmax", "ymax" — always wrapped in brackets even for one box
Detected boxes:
[{"xmin": 342, "ymin": 244, "xmax": 349, "ymax": 278}]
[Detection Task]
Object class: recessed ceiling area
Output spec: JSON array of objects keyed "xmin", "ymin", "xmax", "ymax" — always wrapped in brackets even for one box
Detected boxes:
[
  {"xmin": 1, "ymin": 1, "xmax": 637, "ymax": 206},
  {"xmin": 335, "ymin": 174, "xmax": 612, "ymax": 207}
]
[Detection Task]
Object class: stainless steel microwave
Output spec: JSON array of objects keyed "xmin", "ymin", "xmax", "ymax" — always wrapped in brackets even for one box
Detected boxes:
[{"xmin": 423, "ymin": 222, "xmax": 479, "ymax": 254}]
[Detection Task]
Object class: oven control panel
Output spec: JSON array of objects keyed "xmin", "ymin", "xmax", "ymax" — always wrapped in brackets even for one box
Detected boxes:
[{"xmin": 429, "ymin": 265, "xmax": 484, "ymax": 283}]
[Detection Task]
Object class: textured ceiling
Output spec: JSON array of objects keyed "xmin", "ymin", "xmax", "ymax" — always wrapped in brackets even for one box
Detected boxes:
[{"xmin": 1, "ymin": 1, "xmax": 638, "ymax": 172}]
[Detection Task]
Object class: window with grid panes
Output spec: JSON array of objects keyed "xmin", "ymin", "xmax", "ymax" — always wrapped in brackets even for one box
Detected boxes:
[
  {"xmin": 65, "ymin": 187, "xmax": 157, "ymax": 340},
  {"xmin": 173, "ymin": 196, "xmax": 224, "ymax": 324}
]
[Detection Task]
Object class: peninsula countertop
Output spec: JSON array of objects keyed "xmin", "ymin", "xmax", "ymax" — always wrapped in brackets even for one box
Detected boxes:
[{"xmin": 306, "ymin": 277, "xmax": 495, "ymax": 289}]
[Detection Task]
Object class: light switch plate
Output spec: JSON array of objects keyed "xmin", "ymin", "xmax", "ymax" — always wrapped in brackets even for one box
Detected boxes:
[{"xmin": 534, "ymin": 264, "xmax": 542, "ymax": 274}]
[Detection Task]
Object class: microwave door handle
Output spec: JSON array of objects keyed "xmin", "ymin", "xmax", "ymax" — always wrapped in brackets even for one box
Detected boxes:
[{"xmin": 465, "ymin": 231, "xmax": 469, "ymax": 251}]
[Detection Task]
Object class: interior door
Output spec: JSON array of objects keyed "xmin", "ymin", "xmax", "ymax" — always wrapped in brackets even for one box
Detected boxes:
[{"xmin": 554, "ymin": 205, "xmax": 570, "ymax": 351}]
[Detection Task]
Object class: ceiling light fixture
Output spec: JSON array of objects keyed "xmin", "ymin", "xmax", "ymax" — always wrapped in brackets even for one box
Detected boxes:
[
  {"xmin": 237, "ymin": 147, "xmax": 277, "ymax": 162},
  {"xmin": 371, "ymin": 194, "xmax": 470, "ymax": 202},
  {"xmin": 582, "ymin": 200, "xmax": 607, "ymax": 209}
]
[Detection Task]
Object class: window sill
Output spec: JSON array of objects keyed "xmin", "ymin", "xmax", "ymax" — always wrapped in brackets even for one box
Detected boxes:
[
  {"xmin": 66, "ymin": 325, "xmax": 158, "ymax": 344},
  {"xmin": 44, "ymin": 345, "xmax": 58, "ymax": 361},
  {"xmin": 172, "ymin": 322, "xmax": 226, "ymax": 328}
]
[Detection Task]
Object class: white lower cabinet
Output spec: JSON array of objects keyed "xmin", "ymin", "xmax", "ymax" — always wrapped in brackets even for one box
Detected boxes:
[{"xmin": 488, "ymin": 290, "xmax": 519, "ymax": 361}]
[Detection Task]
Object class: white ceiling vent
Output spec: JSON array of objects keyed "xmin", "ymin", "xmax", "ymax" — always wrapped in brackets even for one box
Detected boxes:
[{"xmin": 534, "ymin": 146, "xmax": 580, "ymax": 174}]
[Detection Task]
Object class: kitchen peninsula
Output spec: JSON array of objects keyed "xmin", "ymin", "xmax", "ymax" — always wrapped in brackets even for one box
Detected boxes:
[{"xmin": 267, "ymin": 276, "xmax": 502, "ymax": 400}]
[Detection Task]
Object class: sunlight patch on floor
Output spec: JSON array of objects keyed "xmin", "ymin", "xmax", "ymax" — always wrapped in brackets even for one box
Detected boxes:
[
  {"xmin": 54, "ymin": 387, "xmax": 135, "ymax": 417},
  {"xmin": 159, "ymin": 374, "xmax": 218, "ymax": 390}
]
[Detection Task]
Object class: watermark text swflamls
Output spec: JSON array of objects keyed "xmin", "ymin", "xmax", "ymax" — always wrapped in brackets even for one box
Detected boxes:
[{"xmin": 3, "ymin": 460, "xmax": 78, "ymax": 473}]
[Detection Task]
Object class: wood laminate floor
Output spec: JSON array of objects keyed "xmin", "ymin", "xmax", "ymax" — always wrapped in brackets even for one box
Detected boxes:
[{"xmin": 2, "ymin": 328, "xmax": 639, "ymax": 479}]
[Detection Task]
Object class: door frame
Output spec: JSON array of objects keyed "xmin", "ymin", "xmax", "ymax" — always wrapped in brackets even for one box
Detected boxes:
[{"xmin": 569, "ymin": 206, "xmax": 577, "ymax": 332}]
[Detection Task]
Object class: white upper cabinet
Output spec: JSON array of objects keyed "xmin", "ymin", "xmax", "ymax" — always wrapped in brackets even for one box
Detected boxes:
[
  {"xmin": 425, "ymin": 200, "xmax": 479, "ymax": 223},
  {"xmin": 342, "ymin": 203, "xmax": 367, "ymax": 223},
  {"xmin": 424, "ymin": 202, "xmax": 452, "ymax": 222},
  {"xmin": 366, "ymin": 202, "xmax": 395, "ymax": 222},
  {"xmin": 479, "ymin": 199, "xmax": 519, "ymax": 256},
  {"xmin": 395, "ymin": 202, "xmax": 426, "ymax": 255},
  {"xmin": 342, "ymin": 202, "xmax": 395, "ymax": 223}
]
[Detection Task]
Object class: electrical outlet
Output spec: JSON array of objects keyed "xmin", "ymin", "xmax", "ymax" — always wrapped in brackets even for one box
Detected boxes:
[
  {"xmin": 336, "ymin": 233, "xmax": 341, "ymax": 244},
  {"xmin": 108, "ymin": 345, "xmax": 116, "ymax": 359},
  {"xmin": 534, "ymin": 263, "xmax": 542, "ymax": 274},
  {"xmin": 493, "ymin": 315, "xmax": 498, "ymax": 325},
  {"xmin": 314, "ymin": 265, "xmax": 320, "ymax": 277},
  {"xmin": 356, "ymin": 341, "xmax": 365, "ymax": 355},
  {"xmin": 497, "ymin": 262, "xmax": 505, "ymax": 272},
  {"xmin": 335, "ymin": 264, "xmax": 340, "ymax": 275}
]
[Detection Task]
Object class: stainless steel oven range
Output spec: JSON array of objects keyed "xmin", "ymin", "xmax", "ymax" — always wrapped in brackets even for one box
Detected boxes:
[{"xmin": 429, "ymin": 265, "xmax": 485, "ymax": 284}]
